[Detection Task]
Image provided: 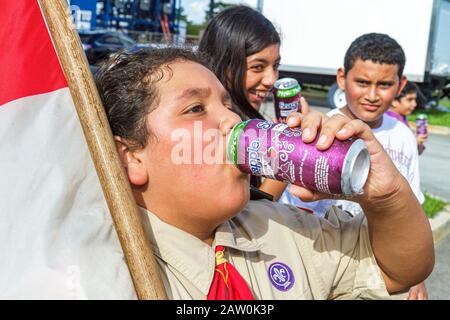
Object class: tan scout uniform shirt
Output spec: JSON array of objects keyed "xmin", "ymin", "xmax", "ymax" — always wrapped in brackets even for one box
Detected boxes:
[{"xmin": 139, "ymin": 199, "xmax": 392, "ymax": 300}]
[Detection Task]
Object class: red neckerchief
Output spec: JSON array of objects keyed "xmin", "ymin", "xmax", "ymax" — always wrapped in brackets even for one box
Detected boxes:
[{"xmin": 206, "ymin": 245, "xmax": 254, "ymax": 300}]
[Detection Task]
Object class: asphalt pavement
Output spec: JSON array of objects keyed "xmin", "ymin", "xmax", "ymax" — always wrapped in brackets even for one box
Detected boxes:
[
  {"xmin": 426, "ymin": 234, "xmax": 450, "ymax": 299},
  {"xmin": 420, "ymin": 133, "xmax": 450, "ymax": 202}
]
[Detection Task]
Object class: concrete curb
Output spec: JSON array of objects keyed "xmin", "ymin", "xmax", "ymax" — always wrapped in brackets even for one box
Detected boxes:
[
  {"xmin": 409, "ymin": 121, "xmax": 450, "ymax": 135},
  {"xmin": 429, "ymin": 205, "xmax": 450, "ymax": 244}
]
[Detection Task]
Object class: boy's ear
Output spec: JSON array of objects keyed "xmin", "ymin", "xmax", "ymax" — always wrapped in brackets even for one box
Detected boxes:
[
  {"xmin": 392, "ymin": 99, "xmax": 399, "ymax": 109},
  {"xmin": 336, "ymin": 68, "xmax": 346, "ymax": 91},
  {"xmin": 114, "ymin": 137, "xmax": 149, "ymax": 186},
  {"xmin": 397, "ymin": 76, "xmax": 408, "ymax": 95}
]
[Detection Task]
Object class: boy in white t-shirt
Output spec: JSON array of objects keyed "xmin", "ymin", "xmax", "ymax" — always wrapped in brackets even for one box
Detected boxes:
[{"xmin": 280, "ymin": 33, "xmax": 427, "ymax": 299}]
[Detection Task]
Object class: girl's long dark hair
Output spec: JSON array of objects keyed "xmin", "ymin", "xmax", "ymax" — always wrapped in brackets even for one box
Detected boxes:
[
  {"xmin": 198, "ymin": 6, "xmax": 280, "ymax": 189},
  {"xmin": 198, "ymin": 5, "xmax": 280, "ymax": 121}
]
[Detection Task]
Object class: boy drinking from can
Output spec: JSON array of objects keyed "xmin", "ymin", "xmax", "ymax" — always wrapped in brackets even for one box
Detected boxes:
[{"xmin": 96, "ymin": 47, "xmax": 433, "ymax": 300}]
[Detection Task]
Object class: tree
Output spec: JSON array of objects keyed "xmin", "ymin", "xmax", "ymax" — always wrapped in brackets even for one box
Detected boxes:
[
  {"xmin": 177, "ymin": 5, "xmax": 189, "ymax": 23},
  {"xmin": 204, "ymin": 1, "xmax": 234, "ymax": 23},
  {"xmin": 180, "ymin": 0, "xmax": 234, "ymax": 37}
]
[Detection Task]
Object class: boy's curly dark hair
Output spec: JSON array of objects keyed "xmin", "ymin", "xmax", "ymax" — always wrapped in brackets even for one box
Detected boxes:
[
  {"xmin": 344, "ymin": 33, "xmax": 406, "ymax": 77},
  {"xmin": 96, "ymin": 47, "xmax": 210, "ymax": 150}
]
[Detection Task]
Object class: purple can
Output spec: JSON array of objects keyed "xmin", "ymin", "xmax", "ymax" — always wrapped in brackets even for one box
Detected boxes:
[
  {"xmin": 227, "ymin": 119, "xmax": 370, "ymax": 195},
  {"xmin": 416, "ymin": 114, "xmax": 428, "ymax": 136},
  {"xmin": 273, "ymin": 78, "xmax": 301, "ymax": 121}
]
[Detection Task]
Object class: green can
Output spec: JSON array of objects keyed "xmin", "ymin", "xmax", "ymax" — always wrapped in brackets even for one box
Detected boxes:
[{"xmin": 273, "ymin": 78, "xmax": 302, "ymax": 120}]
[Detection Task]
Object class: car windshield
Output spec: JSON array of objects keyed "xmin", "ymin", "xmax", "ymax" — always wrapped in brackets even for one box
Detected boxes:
[
  {"xmin": 119, "ymin": 35, "xmax": 135, "ymax": 47},
  {"xmin": 101, "ymin": 35, "xmax": 122, "ymax": 45},
  {"xmin": 79, "ymin": 34, "xmax": 92, "ymax": 44}
]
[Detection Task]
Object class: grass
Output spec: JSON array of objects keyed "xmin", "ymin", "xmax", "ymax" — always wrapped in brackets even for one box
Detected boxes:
[
  {"xmin": 408, "ymin": 98, "xmax": 450, "ymax": 127},
  {"xmin": 422, "ymin": 192, "xmax": 447, "ymax": 218},
  {"xmin": 301, "ymin": 85, "xmax": 328, "ymax": 99},
  {"xmin": 441, "ymin": 98, "xmax": 450, "ymax": 108}
]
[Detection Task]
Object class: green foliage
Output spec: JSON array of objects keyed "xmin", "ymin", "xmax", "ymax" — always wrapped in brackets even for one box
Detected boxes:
[
  {"xmin": 186, "ymin": 22, "xmax": 205, "ymax": 36},
  {"xmin": 408, "ymin": 98, "xmax": 450, "ymax": 127},
  {"xmin": 441, "ymin": 98, "xmax": 450, "ymax": 108},
  {"xmin": 177, "ymin": 6, "xmax": 189, "ymax": 22},
  {"xmin": 422, "ymin": 192, "xmax": 446, "ymax": 218},
  {"xmin": 204, "ymin": 1, "xmax": 235, "ymax": 22},
  {"xmin": 182, "ymin": 1, "xmax": 234, "ymax": 36}
]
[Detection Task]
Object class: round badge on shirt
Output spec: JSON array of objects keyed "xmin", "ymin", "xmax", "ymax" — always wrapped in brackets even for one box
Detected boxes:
[{"xmin": 268, "ymin": 262, "xmax": 295, "ymax": 291}]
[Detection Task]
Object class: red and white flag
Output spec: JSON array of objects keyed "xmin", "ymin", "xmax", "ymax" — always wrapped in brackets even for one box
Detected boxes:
[{"xmin": 0, "ymin": 0, "xmax": 135, "ymax": 299}]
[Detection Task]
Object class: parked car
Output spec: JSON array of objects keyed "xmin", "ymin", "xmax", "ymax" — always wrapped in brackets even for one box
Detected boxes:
[{"xmin": 79, "ymin": 31, "xmax": 136, "ymax": 65}]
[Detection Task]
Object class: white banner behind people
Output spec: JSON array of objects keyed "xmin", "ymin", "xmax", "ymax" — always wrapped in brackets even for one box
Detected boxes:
[{"xmin": 0, "ymin": 0, "xmax": 135, "ymax": 299}]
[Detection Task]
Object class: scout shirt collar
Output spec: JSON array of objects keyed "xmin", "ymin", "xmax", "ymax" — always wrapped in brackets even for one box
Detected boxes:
[{"xmin": 138, "ymin": 206, "xmax": 261, "ymax": 295}]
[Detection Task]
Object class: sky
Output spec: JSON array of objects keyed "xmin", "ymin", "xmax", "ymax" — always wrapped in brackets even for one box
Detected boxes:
[{"xmin": 182, "ymin": 0, "xmax": 258, "ymax": 24}]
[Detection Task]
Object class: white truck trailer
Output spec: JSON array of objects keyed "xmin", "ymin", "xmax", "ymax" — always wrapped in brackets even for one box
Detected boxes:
[{"xmin": 261, "ymin": 0, "xmax": 450, "ymax": 107}]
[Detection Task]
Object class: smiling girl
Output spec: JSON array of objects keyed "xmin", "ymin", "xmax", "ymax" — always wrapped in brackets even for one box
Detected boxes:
[{"xmin": 198, "ymin": 6, "xmax": 293, "ymax": 198}]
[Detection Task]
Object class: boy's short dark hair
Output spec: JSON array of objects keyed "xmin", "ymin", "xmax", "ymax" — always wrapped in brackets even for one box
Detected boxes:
[
  {"xmin": 344, "ymin": 33, "xmax": 406, "ymax": 77},
  {"xmin": 395, "ymin": 81, "xmax": 419, "ymax": 101},
  {"xmin": 96, "ymin": 47, "xmax": 209, "ymax": 150}
]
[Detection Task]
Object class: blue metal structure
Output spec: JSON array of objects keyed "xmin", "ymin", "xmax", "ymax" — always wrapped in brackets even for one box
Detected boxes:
[
  {"xmin": 70, "ymin": 0, "xmax": 97, "ymax": 30},
  {"xmin": 69, "ymin": 0, "xmax": 180, "ymax": 34}
]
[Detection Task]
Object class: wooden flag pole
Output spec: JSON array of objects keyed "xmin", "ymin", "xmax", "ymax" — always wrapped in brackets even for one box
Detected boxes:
[{"xmin": 39, "ymin": 0, "xmax": 167, "ymax": 300}]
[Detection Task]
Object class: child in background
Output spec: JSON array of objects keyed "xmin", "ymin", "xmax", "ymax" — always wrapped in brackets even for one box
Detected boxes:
[{"xmin": 387, "ymin": 81, "xmax": 427, "ymax": 154}]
